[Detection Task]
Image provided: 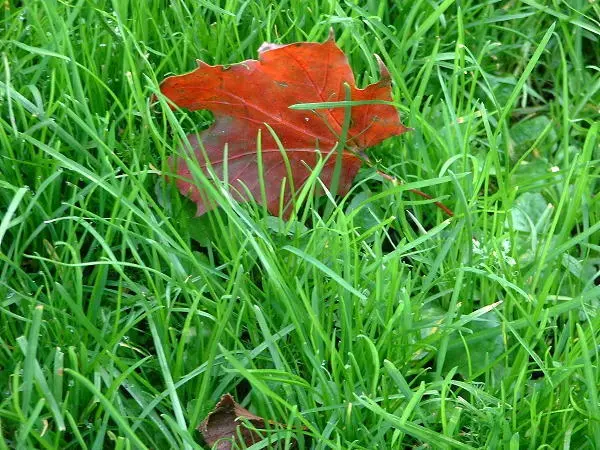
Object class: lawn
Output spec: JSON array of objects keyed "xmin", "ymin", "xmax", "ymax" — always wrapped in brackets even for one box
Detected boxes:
[{"xmin": 1, "ymin": 0, "xmax": 599, "ymax": 448}]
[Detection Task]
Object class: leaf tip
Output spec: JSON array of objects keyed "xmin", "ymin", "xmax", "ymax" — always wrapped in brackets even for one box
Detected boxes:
[
  {"xmin": 374, "ymin": 54, "xmax": 391, "ymax": 82},
  {"xmin": 327, "ymin": 27, "xmax": 335, "ymax": 42},
  {"xmin": 258, "ymin": 41, "xmax": 285, "ymax": 54}
]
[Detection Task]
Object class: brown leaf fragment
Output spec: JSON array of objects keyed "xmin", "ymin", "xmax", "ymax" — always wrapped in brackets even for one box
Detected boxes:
[{"xmin": 199, "ymin": 394, "xmax": 286, "ymax": 449}]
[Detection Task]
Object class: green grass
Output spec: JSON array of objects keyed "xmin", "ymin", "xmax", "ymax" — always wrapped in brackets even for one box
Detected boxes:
[{"xmin": 1, "ymin": 0, "xmax": 599, "ymax": 448}]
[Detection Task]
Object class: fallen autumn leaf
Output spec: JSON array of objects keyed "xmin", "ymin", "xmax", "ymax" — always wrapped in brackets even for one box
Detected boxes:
[
  {"xmin": 199, "ymin": 393, "xmax": 290, "ymax": 449},
  {"xmin": 158, "ymin": 32, "xmax": 408, "ymax": 216}
]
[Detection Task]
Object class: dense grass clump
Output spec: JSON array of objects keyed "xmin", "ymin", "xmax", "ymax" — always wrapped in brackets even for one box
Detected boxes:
[{"xmin": 1, "ymin": 1, "xmax": 599, "ymax": 448}]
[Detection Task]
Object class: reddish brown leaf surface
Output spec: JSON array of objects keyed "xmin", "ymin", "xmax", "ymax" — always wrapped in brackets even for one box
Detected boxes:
[
  {"xmin": 199, "ymin": 394, "xmax": 288, "ymax": 449},
  {"xmin": 159, "ymin": 34, "xmax": 408, "ymax": 215}
]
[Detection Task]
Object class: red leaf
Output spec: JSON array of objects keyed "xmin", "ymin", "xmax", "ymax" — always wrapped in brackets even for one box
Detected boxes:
[{"xmin": 159, "ymin": 34, "xmax": 408, "ymax": 216}]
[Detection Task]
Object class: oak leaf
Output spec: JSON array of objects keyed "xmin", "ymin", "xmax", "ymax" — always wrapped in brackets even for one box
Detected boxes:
[{"xmin": 159, "ymin": 34, "xmax": 408, "ymax": 216}]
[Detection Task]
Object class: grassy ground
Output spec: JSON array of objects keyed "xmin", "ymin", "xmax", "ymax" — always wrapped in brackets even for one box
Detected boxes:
[{"xmin": 1, "ymin": 0, "xmax": 599, "ymax": 448}]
